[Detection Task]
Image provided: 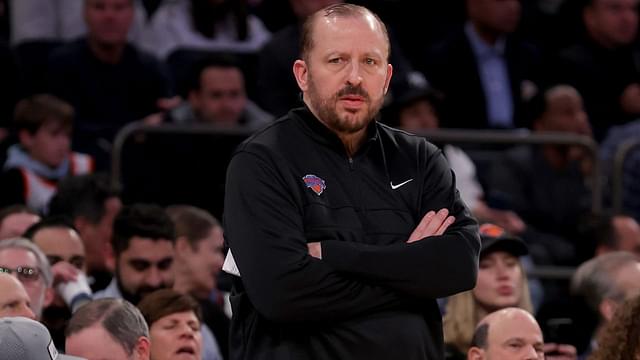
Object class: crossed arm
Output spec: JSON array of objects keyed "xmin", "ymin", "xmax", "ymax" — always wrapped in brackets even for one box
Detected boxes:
[{"xmin": 224, "ymin": 150, "xmax": 479, "ymax": 324}]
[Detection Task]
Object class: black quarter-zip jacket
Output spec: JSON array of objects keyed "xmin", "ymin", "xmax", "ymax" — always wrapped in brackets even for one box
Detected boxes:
[{"xmin": 223, "ymin": 107, "xmax": 480, "ymax": 360}]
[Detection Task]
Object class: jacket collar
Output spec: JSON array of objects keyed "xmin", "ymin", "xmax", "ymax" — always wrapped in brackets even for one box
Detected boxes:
[{"xmin": 289, "ymin": 105, "xmax": 380, "ymax": 156}]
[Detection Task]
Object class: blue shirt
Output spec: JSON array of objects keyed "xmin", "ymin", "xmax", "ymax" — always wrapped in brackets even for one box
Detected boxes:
[{"xmin": 465, "ymin": 22, "xmax": 514, "ymax": 128}]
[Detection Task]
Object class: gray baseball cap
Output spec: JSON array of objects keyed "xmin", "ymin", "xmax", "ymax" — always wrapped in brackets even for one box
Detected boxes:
[{"xmin": 0, "ymin": 317, "xmax": 86, "ymax": 360}]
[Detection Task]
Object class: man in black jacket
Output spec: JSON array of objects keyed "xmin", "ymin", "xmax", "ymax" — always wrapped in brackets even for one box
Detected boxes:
[{"xmin": 223, "ymin": 4, "xmax": 480, "ymax": 360}]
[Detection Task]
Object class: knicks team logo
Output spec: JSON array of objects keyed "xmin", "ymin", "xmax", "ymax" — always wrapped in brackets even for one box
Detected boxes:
[{"xmin": 302, "ymin": 174, "xmax": 326, "ymax": 196}]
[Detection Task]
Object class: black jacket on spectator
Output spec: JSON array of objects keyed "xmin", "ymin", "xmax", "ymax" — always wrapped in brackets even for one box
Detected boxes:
[
  {"xmin": 549, "ymin": 38, "xmax": 640, "ymax": 141},
  {"xmin": 421, "ymin": 28, "xmax": 540, "ymax": 129},
  {"xmin": 47, "ymin": 38, "xmax": 171, "ymax": 168}
]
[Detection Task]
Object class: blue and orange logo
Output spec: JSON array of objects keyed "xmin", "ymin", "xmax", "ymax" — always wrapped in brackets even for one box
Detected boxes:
[{"xmin": 302, "ymin": 174, "xmax": 326, "ymax": 196}]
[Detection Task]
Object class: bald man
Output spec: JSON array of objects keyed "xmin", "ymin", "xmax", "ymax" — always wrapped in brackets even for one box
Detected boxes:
[
  {"xmin": 0, "ymin": 272, "xmax": 36, "ymax": 319},
  {"xmin": 468, "ymin": 308, "xmax": 576, "ymax": 360}
]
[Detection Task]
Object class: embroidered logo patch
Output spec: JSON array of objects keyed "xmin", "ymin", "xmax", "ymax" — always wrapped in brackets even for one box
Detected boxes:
[{"xmin": 302, "ymin": 174, "xmax": 326, "ymax": 196}]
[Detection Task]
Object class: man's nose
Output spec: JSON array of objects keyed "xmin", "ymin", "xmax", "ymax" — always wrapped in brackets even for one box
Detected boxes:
[{"xmin": 346, "ymin": 62, "xmax": 363, "ymax": 86}]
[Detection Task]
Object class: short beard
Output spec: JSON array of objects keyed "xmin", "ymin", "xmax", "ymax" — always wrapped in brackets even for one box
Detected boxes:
[
  {"xmin": 115, "ymin": 270, "xmax": 166, "ymax": 305},
  {"xmin": 307, "ymin": 73, "xmax": 383, "ymax": 134}
]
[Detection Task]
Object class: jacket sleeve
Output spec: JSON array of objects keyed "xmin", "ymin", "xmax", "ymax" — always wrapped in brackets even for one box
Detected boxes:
[
  {"xmin": 320, "ymin": 146, "xmax": 480, "ymax": 299},
  {"xmin": 224, "ymin": 150, "xmax": 412, "ymax": 324}
]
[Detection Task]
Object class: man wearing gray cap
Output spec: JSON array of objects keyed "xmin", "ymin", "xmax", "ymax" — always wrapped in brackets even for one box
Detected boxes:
[{"xmin": 0, "ymin": 316, "xmax": 85, "ymax": 359}]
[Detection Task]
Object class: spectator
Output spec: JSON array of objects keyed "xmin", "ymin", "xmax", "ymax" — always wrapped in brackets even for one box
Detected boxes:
[
  {"xmin": 571, "ymin": 251, "xmax": 640, "ymax": 358},
  {"xmin": 487, "ymin": 85, "xmax": 593, "ymax": 265},
  {"xmin": 0, "ymin": 95, "xmax": 94, "ymax": 213},
  {"xmin": 0, "ymin": 205, "xmax": 40, "ymax": 240},
  {"xmin": 589, "ymin": 293, "xmax": 640, "ymax": 360},
  {"xmin": 549, "ymin": 0, "xmax": 640, "ymax": 141},
  {"xmin": 24, "ymin": 217, "xmax": 92, "ymax": 351},
  {"xmin": 168, "ymin": 55, "xmax": 272, "ymax": 129},
  {"xmin": 588, "ymin": 214, "xmax": 640, "ymax": 258},
  {"xmin": 444, "ymin": 223, "xmax": 533, "ymax": 358},
  {"xmin": 167, "ymin": 205, "xmax": 229, "ymax": 358},
  {"xmin": 9, "ymin": 0, "xmax": 160, "ymax": 46},
  {"xmin": 138, "ymin": 289, "xmax": 203, "ymax": 360},
  {"xmin": 423, "ymin": 0, "xmax": 540, "ymax": 129},
  {"xmin": 0, "ymin": 272, "xmax": 36, "ymax": 319},
  {"xmin": 93, "ymin": 203, "xmax": 223, "ymax": 360},
  {"xmin": 0, "ymin": 238, "xmax": 53, "ymax": 319},
  {"xmin": 48, "ymin": 173, "xmax": 122, "ymax": 291},
  {"xmin": 46, "ymin": 0, "xmax": 174, "ymax": 169},
  {"xmin": 139, "ymin": 0, "xmax": 271, "ymax": 60},
  {"xmin": 467, "ymin": 307, "xmax": 546, "ymax": 360},
  {"xmin": 600, "ymin": 119, "xmax": 640, "ymax": 221},
  {"xmin": 65, "ymin": 298, "xmax": 150, "ymax": 360},
  {"xmin": 93, "ymin": 203, "xmax": 175, "ymax": 304}
]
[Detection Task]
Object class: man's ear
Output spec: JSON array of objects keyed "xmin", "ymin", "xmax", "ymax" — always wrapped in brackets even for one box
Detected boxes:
[
  {"xmin": 293, "ymin": 60, "xmax": 309, "ymax": 92},
  {"xmin": 175, "ymin": 236, "xmax": 191, "ymax": 258},
  {"xmin": 133, "ymin": 336, "xmax": 151, "ymax": 360},
  {"xmin": 600, "ymin": 298, "xmax": 619, "ymax": 322},
  {"xmin": 18, "ymin": 129, "xmax": 34, "ymax": 149},
  {"xmin": 383, "ymin": 63, "xmax": 393, "ymax": 95},
  {"xmin": 467, "ymin": 346, "xmax": 485, "ymax": 360},
  {"xmin": 43, "ymin": 287, "xmax": 55, "ymax": 308}
]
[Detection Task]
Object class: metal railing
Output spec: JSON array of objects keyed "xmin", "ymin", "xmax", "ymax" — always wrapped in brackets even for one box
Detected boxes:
[
  {"xmin": 111, "ymin": 125, "xmax": 600, "ymax": 281},
  {"xmin": 410, "ymin": 128, "xmax": 602, "ymax": 213}
]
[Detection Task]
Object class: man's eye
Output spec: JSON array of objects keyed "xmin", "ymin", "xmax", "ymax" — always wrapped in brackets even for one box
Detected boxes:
[
  {"xmin": 329, "ymin": 58, "xmax": 342, "ymax": 64},
  {"xmin": 365, "ymin": 58, "xmax": 376, "ymax": 65}
]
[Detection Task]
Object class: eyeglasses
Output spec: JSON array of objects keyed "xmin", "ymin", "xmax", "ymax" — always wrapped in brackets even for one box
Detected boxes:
[{"xmin": 0, "ymin": 266, "xmax": 41, "ymax": 282}]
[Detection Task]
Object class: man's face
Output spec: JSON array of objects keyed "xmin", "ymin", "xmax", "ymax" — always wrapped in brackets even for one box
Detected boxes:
[
  {"xmin": 399, "ymin": 100, "xmax": 439, "ymax": 131},
  {"xmin": 481, "ymin": 311, "xmax": 544, "ymax": 360},
  {"xmin": 33, "ymin": 226, "xmax": 86, "ymax": 308},
  {"xmin": 295, "ymin": 14, "xmax": 392, "ymax": 136},
  {"xmin": 0, "ymin": 248, "xmax": 50, "ymax": 318},
  {"xmin": 0, "ymin": 212, "xmax": 41, "ymax": 240},
  {"xmin": 468, "ymin": 0, "xmax": 521, "ymax": 35},
  {"xmin": 539, "ymin": 88, "xmax": 592, "ymax": 136},
  {"xmin": 116, "ymin": 237, "xmax": 174, "ymax": 304},
  {"xmin": 190, "ymin": 67, "xmax": 247, "ymax": 126},
  {"xmin": 149, "ymin": 311, "xmax": 202, "ymax": 360},
  {"xmin": 21, "ymin": 122, "xmax": 71, "ymax": 168},
  {"xmin": 66, "ymin": 323, "xmax": 143, "ymax": 360},
  {"xmin": 0, "ymin": 273, "xmax": 36, "ymax": 320},
  {"xmin": 179, "ymin": 227, "xmax": 225, "ymax": 298},
  {"xmin": 84, "ymin": 0, "xmax": 134, "ymax": 47},
  {"xmin": 585, "ymin": 0, "xmax": 639, "ymax": 47},
  {"xmin": 473, "ymin": 251, "xmax": 523, "ymax": 313},
  {"xmin": 612, "ymin": 216, "xmax": 640, "ymax": 258},
  {"xmin": 33, "ymin": 227, "xmax": 86, "ymax": 271}
]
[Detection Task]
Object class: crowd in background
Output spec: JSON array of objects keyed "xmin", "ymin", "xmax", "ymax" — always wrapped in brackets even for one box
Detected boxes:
[{"xmin": 0, "ymin": 0, "xmax": 640, "ymax": 359}]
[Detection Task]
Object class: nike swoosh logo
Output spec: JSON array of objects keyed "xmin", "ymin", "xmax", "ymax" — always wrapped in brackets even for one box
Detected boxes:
[{"xmin": 390, "ymin": 179, "xmax": 413, "ymax": 190}]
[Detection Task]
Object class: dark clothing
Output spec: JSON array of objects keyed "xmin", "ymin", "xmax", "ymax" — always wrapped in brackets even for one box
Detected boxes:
[
  {"xmin": 224, "ymin": 106, "xmax": 480, "ymax": 360},
  {"xmin": 47, "ymin": 38, "xmax": 171, "ymax": 168},
  {"xmin": 0, "ymin": 41, "xmax": 18, "ymax": 128},
  {"xmin": 549, "ymin": 38, "xmax": 640, "ymax": 141},
  {"xmin": 487, "ymin": 146, "xmax": 591, "ymax": 265},
  {"xmin": 422, "ymin": 28, "xmax": 540, "ymax": 129}
]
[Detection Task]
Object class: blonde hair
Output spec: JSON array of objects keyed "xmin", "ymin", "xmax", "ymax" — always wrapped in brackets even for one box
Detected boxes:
[{"xmin": 443, "ymin": 261, "xmax": 533, "ymax": 354}]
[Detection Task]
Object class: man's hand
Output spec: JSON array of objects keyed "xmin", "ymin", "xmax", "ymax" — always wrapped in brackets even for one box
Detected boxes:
[
  {"xmin": 407, "ymin": 208, "xmax": 455, "ymax": 243},
  {"xmin": 543, "ymin": 343, "xmax": 577, "ymax": 360},
  {"xmin": 308, "ymin": 242, "xmax": 322, "ymax": 259},
  {"xmin": 51, "ymin": 261, "xmax": 79, "ymax": 287}
]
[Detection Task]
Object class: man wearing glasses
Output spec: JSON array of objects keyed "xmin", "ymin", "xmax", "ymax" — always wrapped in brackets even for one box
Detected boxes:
[{"xmin": 0, "ymin": 238, "xmax": 53, "ymax": 320}]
